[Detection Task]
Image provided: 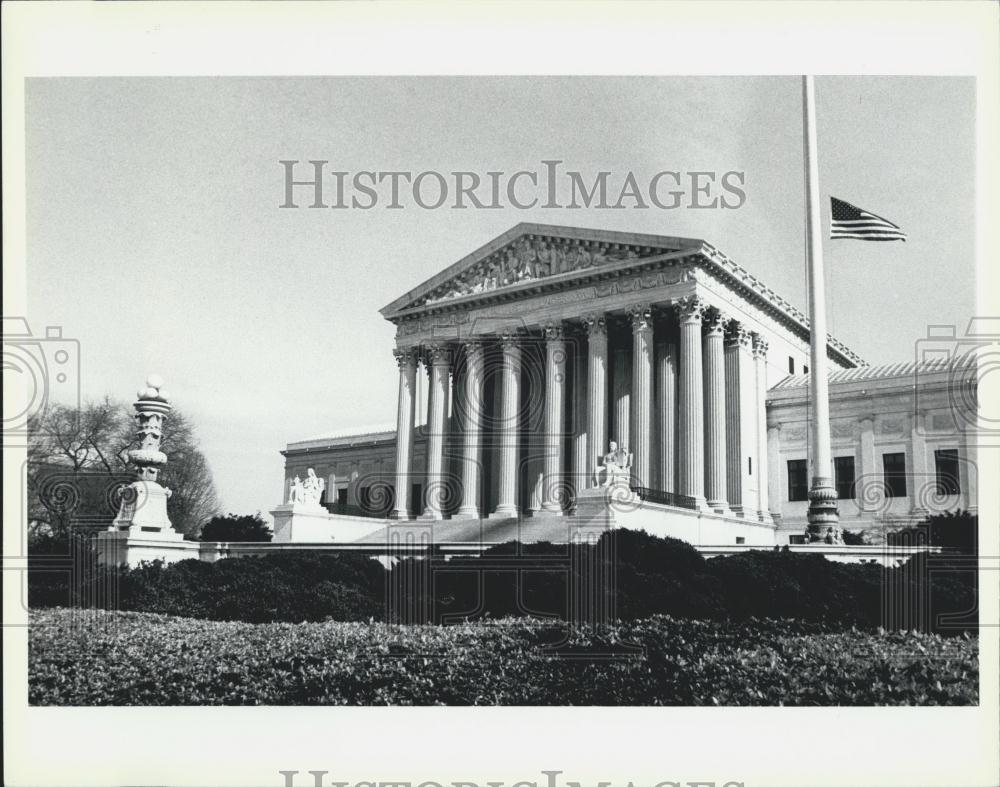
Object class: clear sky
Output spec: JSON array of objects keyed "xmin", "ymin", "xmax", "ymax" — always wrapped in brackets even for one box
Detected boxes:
[{"xmin": 25, "ymin": 76, "xmax": 975, "ymax": 520}]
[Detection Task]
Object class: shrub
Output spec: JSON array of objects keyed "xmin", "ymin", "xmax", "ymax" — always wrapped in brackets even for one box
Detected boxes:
[
  {"xmin": 27, "ymin": 528, "xmax": 978, "ymax": 634},
  {"xmin": 199, "ymin": 513, "xmax": 272, "ymax": 542},
  {"xmin": 28, "ymin": 609, "xmax": 978, "ymax": 706}
]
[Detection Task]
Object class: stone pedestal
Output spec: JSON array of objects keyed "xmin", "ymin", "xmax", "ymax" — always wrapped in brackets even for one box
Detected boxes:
[
  {"xmin": 271, "ymin": 503, "xmax": 336, "ymax": 542},
  {"xmin": 110, "ymin": 480, "xmax": 181, "ymax": 538}
]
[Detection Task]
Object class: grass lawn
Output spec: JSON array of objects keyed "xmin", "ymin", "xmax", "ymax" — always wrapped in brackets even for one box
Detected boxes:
[{"xmin": 29, "ymin": 608, "xmax": 977, "ymax": 706}]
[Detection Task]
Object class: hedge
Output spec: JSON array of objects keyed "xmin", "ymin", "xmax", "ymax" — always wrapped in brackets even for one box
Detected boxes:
[
  {"xmin": 28, "ymin": 530, "xmax": 977, "ymax": 634},
  {"xmin": 28, "ymin": 609, "xmax": 977, "ymax": 706}
]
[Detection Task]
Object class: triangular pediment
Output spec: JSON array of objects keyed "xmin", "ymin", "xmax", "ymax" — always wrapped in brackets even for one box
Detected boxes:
[{"xmin": 379, "ymin": 223, "xmax": 704, "ymax": 319}]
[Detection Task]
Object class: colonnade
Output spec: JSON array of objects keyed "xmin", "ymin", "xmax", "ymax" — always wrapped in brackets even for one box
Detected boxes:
[{"xmin": 390, "ymin": 296, "xmax": 772, "ymax": 522}]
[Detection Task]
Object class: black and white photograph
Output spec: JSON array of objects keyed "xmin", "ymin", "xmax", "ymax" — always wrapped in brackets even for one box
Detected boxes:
[{"xmin": 4, "ymin": 4, "xmax": 999, "ymax": 787}]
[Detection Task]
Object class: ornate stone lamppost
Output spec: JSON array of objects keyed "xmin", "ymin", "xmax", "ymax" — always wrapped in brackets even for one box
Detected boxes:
[{"xmin": 109, "ymin": 374, "xmax": 182, "ymax": 539}]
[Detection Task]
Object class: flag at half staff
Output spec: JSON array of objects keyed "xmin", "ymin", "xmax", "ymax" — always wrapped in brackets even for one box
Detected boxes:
[{"xmin": 830, "ymin": 197, "xmax": 907, "ymax": 241}]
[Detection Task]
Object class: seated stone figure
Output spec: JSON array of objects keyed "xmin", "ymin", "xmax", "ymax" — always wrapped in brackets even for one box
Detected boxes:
[{"xmin": 595, "ymin": 440, "xmax": 633, "ymax": 487}]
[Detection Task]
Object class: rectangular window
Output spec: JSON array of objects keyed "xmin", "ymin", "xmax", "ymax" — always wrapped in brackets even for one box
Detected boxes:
[
  {"xmin": 803, "ymin": 364, "xmax": 809, "ymax": 375},
  {"xmin": 882, "ymin": 452, "xmax": 907, "ymax": 498},
  {"xmin": 935, "ymin": 448, "xmax": 961, "ymax": 495},
  {"xmin": 834, "ymin": 456, "xmax": 856, "ymax": 499},
  {"xmin": 788, "ymin": 356, "xmax": 795, "ymax": 375},
  {"xmin": 787, "ymin": 459, "xmax": 808, "ymax": 502},
  {"xmin": 337, "ymin": 488, "xmax": 348, "ymax": 506},
  {"xmin": 748, "ymin": 457, "xmax": 752, "ymax": 476},
  {"xmin": 789, "ymin": 535, "xmax": 807, "ymax": 545},
  {"xmin": 735, "ymin": 536, "xmax": 746, "ymax": 545}
]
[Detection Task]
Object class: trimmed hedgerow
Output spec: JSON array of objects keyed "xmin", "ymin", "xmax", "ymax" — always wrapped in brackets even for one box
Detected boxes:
[
  {"xmin": 28, "ymin": 530, "xmax": 977, "ymax": 634},
  {"xmin": 28, "ymin": 609, "xmax": 977, "ymax": 706}
]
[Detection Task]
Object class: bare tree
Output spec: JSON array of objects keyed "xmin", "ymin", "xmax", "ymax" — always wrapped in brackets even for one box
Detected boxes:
[{"xmin": 28, "ymin": 398, "xmax": 220, "ymax": 540}]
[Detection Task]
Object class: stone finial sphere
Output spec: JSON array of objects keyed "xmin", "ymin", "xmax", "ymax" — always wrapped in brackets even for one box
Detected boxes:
[{"xmin": 146, "ymin": 373, "xmax": 164, "ymax": 389}]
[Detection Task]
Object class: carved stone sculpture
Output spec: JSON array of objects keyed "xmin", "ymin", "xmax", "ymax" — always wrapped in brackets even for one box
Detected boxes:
[{"xmin": 596, "ymin": 440, "xmax": 633, "ymax": 487}]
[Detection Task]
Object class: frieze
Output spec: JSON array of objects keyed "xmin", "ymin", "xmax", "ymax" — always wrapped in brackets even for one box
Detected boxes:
[
  {"xmin": 783, "ymin": 425, "xmax": 807, "ymax": 442},
  {"xmin": 413, "ymin": 235, "xmax": 659, "ymax": 308},
  {"xmin": 878, "ymin": 417, "xmax": 906, "ymax": 436},
  {"xmin": 831, "ymin": 419, "xmax": 855, "ymax": 439}
]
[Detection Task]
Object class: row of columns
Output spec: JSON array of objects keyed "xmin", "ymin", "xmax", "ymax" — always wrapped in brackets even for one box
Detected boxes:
[{"xmin": 391, "ymin": 296, "xmax": 773, "ymax": 522}]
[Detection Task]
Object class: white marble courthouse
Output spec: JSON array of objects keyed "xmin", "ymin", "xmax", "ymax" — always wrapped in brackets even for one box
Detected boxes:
[{"xmin": 282, "ymin": 224, "xmax": 977, "ymax": 546}]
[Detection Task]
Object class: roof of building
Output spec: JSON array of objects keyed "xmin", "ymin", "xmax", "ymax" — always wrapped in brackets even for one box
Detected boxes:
[
  {"xmin": 285, "ymin": 423, "xmax": 396, "ymax": 453},
  {"xmin": 768, "ymin": 354, "xmax": 976, "ymax": 391},
  {"xmin": 379, "ymin": 222, "xmax": 867, "ymax": 368}
]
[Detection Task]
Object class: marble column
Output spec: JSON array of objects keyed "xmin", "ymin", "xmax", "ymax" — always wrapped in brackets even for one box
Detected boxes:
[
  {"xmin": 612, "ymin": 330, "xmax": 631, "ymax": 450},
  {"xmin": 585, "ymin": 314, "xmax": 608, "ymax": 488},
  {"xmin": 724, "ymin": 323, "xmax": 757, "ymax": 516},
  {"xmin": 421, "ymin": 344, "xmax": 451, "ymax": 520},
  {"xmin": 541, "ymin": 323, "xmax": 567, "ymax": 514},
  {"xmin": 909, "ymin": 411, "xmax": 929, "ymax": 515},
  {"xmin": 571, "ymin": 330, "xmax": 589, "ymax": 500},
  {"xmin": 456, "ymin": 341, "xmax": 485, "ymax": 519},
  {"xmin": 655, "ymin": 327, "xmax": 677, "ymax": 494},
  {"xmin": 391, "ymin": 347, "xmax": 418, "ymax": 519},
  {"xmin": 703, "ymin": 310, "xmax": 730, "ymax": 514},
  {"xmin": 492, "ymin": 333, "xmax": 521, "ymax": 518},
  {"xmin": 958, "ymin": 435, "xmax": 978, "ymax": 512},
  {"xmin": 753, "ymin": 334, "xmax": 772, "ymax": 522},
  {"xmin": 629, "ymin": 304, "xmax": 654, "ymax": 488},
  {"xmin": 676, "ymin": 297, "xmax": 707, "ymax": 507}
]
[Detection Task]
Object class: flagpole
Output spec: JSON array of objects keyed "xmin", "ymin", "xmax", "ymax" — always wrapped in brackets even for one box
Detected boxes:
[{"xmin": 802, "ymin": 75, "xmax": 840, "ymax": 539}]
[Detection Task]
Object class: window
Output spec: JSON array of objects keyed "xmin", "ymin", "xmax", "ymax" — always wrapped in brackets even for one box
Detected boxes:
[
  {"xmin": 748, "ymin": 457, "xmax": 752, "ymax": 476},
  {"xmin": 803, "ymin": 364, "xmax": 809, "ymax": 375},
  {"xmin": 788, "ymin": 356, "xmax": 795, "ymax": 375},
  {"xmin": 935, "ymin": 448, "xmax": 961, "ymax": 495},
  {"xmin": 787, "ymin": 459, "xmax": 808, "ymax": 502},
  {"xmin": 882, "ymin": 452, "xmax": 907, "ymax": 498},
  {"xmin": 337, "ymin": 488, "xmax": 348, "ymax": 506},
  {"xmin": 736, "ymin": 536, "xmax": 746, "ymax": 545},
  {"xmin": 789, "ymin": 534, "xmax": 807, "ymax": 545},
  {"xmin": 834, "ymin": 456, "xmax": 856, "ymax": 499}
]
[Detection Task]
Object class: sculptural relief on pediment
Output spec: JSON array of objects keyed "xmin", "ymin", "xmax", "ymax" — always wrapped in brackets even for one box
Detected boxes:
[{"xmin": 411, "ymin": 235, "xmax": 666, "ymax": 309}]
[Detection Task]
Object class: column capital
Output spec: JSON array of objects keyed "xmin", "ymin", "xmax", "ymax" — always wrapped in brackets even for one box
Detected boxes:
[
  {"xmin": 724, "ymin": 322, "xmax": 753, "ymax": 350},
  {"xmin": 424, "ymin": 343, "xmax": 453, "ymax": 367},
  {"xmin": 461, "ymin": 339, "xmax": 485, "ymax": 356},
  {"xmin": 751, "ymin": 333, "xmax": 769, "ymax": 358},
  {"xmin": 703, "ymin": 309, "xmax": 730, "ymax": 337},
  {"xmin": 499, "ymin": 330, "xmax": 522, "ymax": 350},
  {"xmin": 674, "ymin": 295, "xmax": 707, "ymax": 323},
  {"xmin": 543, "ymin": 322, "xmax": 565, "ymax": 342},
  {"xmin": 393, "ymin": 346, "xmax": 419, "ymax": 369},
  {"xmin": 628, "ymin": 303, "xmax": 654, "ymax": 333},
  {"xmin": 583, "ymin": 313, "xmax": 607, "ymax": 337}
]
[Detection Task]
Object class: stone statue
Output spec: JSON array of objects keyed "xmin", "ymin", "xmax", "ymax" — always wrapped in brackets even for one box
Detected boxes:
[
  {"xmin": 596, "ymin": 440, "xmax": 633, "ymax": 487},
  {"xmin": 288, "ymin": 475, "xmax": 304, "ymax": 504},
  {"xmin": 300, "ymin": 467, "xmax": 326, "ymax": 507}
]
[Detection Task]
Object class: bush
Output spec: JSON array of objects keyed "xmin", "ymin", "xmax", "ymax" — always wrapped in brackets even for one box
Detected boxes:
[
  {"xmin": 888, "ymin": 511, "xmax": 977, "ymax": 554},
  {"xmin": 28, "ymin": 609, "xmax": 978, "ymax": 706},
  {"xmin": 199, "ymin": 513, "xmax": 272, "ymax": 542},
  {"xmin": 27, "ymin": 529, "xmax": 977, "ymax": 634}
]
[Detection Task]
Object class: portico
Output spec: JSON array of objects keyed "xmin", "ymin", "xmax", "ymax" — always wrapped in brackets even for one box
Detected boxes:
[{"xmin": 380, "ymin": 223, "xmax": 863, "ymax": 527}]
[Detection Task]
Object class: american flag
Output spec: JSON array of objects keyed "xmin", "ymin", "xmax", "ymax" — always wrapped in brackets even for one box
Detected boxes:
[{"xmin": 830, "ymin": 197, "xmax": 907, "ymax": 242}]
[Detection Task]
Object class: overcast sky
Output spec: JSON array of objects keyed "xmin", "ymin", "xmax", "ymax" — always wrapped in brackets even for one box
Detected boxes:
[{"xmin": 25, "ymin": 76, "xmax": 975, "ymax": 519}]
